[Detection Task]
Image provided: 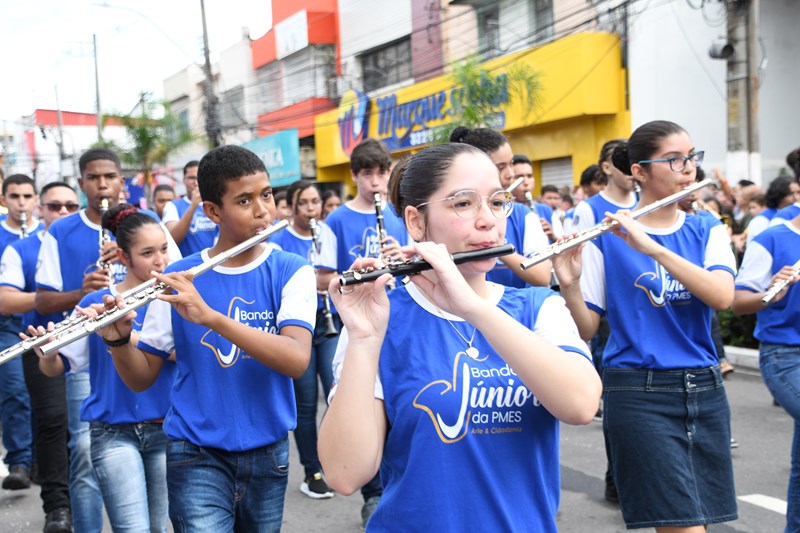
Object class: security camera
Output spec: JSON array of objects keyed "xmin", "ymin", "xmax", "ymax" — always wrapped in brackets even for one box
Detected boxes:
[{"xmin": 709, "ymin": 39, "xmax": 734, "ymax": 60}]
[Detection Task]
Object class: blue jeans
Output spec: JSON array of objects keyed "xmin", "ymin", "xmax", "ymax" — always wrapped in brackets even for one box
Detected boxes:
[
  {"xmin": 67, "ymin": 372, "xmax": 104, "ymax": 533},
  {"xmin": 90, "ymin": 421, "xmax": 168, "ymax": 533},
  {"xmin": 0, "ymin": 316, "xmax": 32, "ymax": 469},
  {"xmin": 293, "ymin": 312, "xmax": 339, "ymax": 477},
  {"xmin": 167, "ymin": 437, "xmax": 290, "ymax": 532},
  {"xmin": 760, "ymin": 343, "xmax": 800, "ymax": 533}
]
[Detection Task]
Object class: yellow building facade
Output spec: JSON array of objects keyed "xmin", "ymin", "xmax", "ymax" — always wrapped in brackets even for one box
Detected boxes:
[{"xmin": 315, "ymin": 32, "xmax": 630, "ymax": 194}]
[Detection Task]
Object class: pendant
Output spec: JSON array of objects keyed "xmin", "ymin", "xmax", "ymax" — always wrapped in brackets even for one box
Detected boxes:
[{"xmin": 466, "ymin": 346, "xmax": 480, "ymax": 360}]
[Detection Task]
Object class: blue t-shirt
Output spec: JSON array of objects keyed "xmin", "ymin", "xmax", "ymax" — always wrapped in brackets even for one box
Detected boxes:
[
  {"xmin": 0, "ymin": 231, "xmax": 64, "ymax": 327},
  {"xmin": 137, "ymin": 244, "xmax": 317, "ymax": 451},
  {"xmin": 486, "ymin": 205, "xmax": 547, "ymax": 288},
  {"xmin": 570, "ymin": 190, "xmax": 637, "ymax": 233},
  {"xmin": 735, "ymin": 222, "xmax": 800, "ymax": 345},
  {"xmin": 324, "ymin": 202, "xmax": 408, "ymax": 273},
  {"xmin": 331, "ymin": 282, "xmax": 589, "ymax": 532},
  {"xmin": 0, "ymin": 219, "xmax": 44, "ymax": 328},
  {"xmin": 58, "ymin": 287, "xmax": 177, "ymax": 424},
  {"xmin": 770, "ymin": 204, "xmax": 800, "ymax": 225},
  {"xmin": 270, "ymin": 223, "xmax": 337, "ymax": 312},
  {"xmin": 580, "ymin": 211, "xmax": 736, "ymax": 369},
  {"xmin": 37, "ymin": 209, "xmax": 179, "ymax": 293},
  {"xmin": 161, "ymin": 197, "xmax": 218, "ymax": 256}
]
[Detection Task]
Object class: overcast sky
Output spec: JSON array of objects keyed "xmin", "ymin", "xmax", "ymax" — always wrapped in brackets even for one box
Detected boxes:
[{"xmin": 0, "ymin": 0, "xmax": 272, "ymax": 127}]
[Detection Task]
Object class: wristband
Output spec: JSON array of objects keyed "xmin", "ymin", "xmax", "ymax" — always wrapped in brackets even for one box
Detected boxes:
[{"xmin": 102, "ymin": 334, "xmax": 131, "ymax": 348}]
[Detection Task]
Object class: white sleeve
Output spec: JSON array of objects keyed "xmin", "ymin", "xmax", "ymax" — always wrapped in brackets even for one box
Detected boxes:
[
  {"xmin": 746, "ymin": 215, "xmax": 769, "ymax": 245},
  {"xmin": 36, "ymin": 232, "xmax": 63, "ymax": 291},
  {"xmin": 522, "ymin": 212, "xmax": 549, "ymax": 256},
  {"xmin": 704, "ymin": 224, "xmax": 737, "ymax": 273},
  {"xmin": 137, "ymin": 298, "xmax": 174, "ymax": 356},
  {"xmin": 769, "ymin": 217, "xmax": 789, "ymax": 228},
  {"xmin": 160, "ymin": 201, "xmax": 180, "ymax": 225},
  {"xmin": 317, "ymin": 224, "xmax": 338, "ymax": 271},
  {"xmin": 735, "ymin": 241, "xmax": 773, "ymax": 292},
  {"xmin": 163, "ymin": 225, "xmax": 183, "ymax": 263},
  {"xmin": 549, "ymin": 213, "xmax": 564, "ymax": 238},
  {"xmin": 580, "ymin": 241, "xmax": 606, "ymax": 312},
  {"xmin": 570, "ymin": 201, "xmax": 596, "ymax": 233},
  {"xmin": 277, "ymin": 264, "xmax": 317, "ymax": 329},
  {"xmin": 328, "ymin": 326, "xmax": 384, "ymax": 403},
  {"xmin": 533, "ymin": 296, "xmax": 591, "ymax": 359},
  {"xmin": 0, "ymin": 247, "xmax": 25, "ymax": 289},
  {"xmin": 57, "ymin": 311, "xmax": 90, "ymax": 374}
]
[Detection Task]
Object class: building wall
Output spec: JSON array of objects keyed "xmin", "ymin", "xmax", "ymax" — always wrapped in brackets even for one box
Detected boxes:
[
  {"xmin": 626, "ymin": 0, "xmax": 727, "ymax": 172},
  {"xmin": 759, "ymin": 0, "xmax": 800, "ymax": 179}
]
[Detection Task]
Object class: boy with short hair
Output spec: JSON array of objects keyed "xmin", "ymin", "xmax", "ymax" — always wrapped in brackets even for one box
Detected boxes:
[
  {"xmin": 101, "ymin": 145, "xmax": 316, "ymax": 530},
  {"xmin": 163, "ymin": 160, "xmax": 218, "ymax": 256},
  {"xmin": 0, "ymin": 173, "xmax": 41, "ymax": 492}
]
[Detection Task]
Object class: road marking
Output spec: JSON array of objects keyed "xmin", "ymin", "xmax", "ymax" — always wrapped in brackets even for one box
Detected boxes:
[{"xmin": 738, "ymin": 494, "xmax": 787, "ymax": 515}]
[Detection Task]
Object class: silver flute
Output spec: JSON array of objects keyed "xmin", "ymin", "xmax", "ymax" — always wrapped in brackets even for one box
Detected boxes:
[
  {"xmin": 0, "ymin": 220, "xmax": 289, "ymax": 365},
  {"xmin": 96, "ymin": 198, "xmax": 112, "ymax": 272},
  {"xmin": 761, "ymin": 258, "xmax": 800, "ymax": 305},
  {"xmin": 19, "ymin": 211, "xmax": 29, "ymax": 239},
  {"xmin": 520, "ymin": 178, "xmax": 714, "ymax": 270},
  {"xmin": 339, "ymin": 244, "xmax": 515, "ymax": 286},
  {"xmin": 309, "ymin": 218, "xmax": 338, "ymax": 337}
]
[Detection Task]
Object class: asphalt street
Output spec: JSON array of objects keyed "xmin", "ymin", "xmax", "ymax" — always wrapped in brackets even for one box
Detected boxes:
[{"xmin": 0, "ymin": 368, "xmax": 791, "ymax": 532}]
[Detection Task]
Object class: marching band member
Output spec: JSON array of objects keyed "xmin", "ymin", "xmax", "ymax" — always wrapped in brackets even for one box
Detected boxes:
[
  {"xmin": 319, "ymin": 142, "xmax": 600, "ymax": 532},
  {"xmin": 556, "ymin": 120, "xmax": 738, "ymax": 531}
]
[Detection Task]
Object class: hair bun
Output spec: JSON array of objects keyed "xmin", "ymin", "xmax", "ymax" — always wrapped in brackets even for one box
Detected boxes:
[
  {"xmin": 102, "ymin": 203, "xmax": 138, "ymax": 236},
  {"xmin": 610, "ymin": 144, "xmax": 633, "ymax": 176},
  {"xmin": 449, "ymin": 126, "xmax": 470, "ymax": 143}
]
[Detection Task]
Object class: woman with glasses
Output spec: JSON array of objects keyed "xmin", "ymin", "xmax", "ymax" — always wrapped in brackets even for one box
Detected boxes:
[
  {"xmin": 449, "ymin": 126, "xmax": 552, "ymax": 288},
  {"xmin": 318, "ymin": 142, "xmax": 601, "ymax": 532},
  {"xmin": 556, "ymin": 120, "xmax": 738, "ymax": 532}
]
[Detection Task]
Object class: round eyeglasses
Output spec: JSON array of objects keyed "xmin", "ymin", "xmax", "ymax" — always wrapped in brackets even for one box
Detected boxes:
[
  {"xmin": 416, "ymin": 190, "xmax": 514, "ymax": 219},
  {"xmin": 638, "ymin": 151, "xmax": 704, "ymax": 172}
]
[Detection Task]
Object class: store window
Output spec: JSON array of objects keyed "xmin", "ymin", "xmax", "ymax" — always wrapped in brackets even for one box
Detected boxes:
[{"xmin": 361, "ymin": 37, "xmax": 412, "ymax": 93}]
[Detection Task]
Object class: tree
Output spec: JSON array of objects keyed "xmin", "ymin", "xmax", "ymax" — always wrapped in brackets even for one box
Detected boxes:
[
  {"xmin": 433, "ymin": 55, "xmax": 543, "ymax": 144},
  {"xmin": 96, "ymin": 96, "xmax": 198, "ymax": 207}
]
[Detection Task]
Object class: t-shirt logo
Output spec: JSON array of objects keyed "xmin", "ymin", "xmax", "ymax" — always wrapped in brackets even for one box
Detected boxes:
[
  {"xmin": 349, "ymin": 227, "xmax": 382, "ymax": 261},
  {"xmin": 634, "ymin": 261, "xmax": 691, "ymax": 307},
  {"xmin": 200, "ymin": 296, "xmax": 277, "ymax": 367},
  {"xmin": 413, "ymin": 352, "xmax": 535, "ymax": 444}
]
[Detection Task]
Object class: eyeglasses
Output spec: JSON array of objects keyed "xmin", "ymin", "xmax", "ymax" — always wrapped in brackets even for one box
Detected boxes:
[
  {"xmin": 416, "ymin": 190, "xmax": 513, "ymax": 219},
  {"xmin": 638, "ymin": 151, "xmax": 704, "ymax": 172},
  {"xmin": 43, "ymin": 202, "xmax": 80, "ymax": 213}
]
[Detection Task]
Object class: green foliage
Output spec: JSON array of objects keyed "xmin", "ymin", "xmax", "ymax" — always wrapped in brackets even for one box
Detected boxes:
[
  {"xmin": 718, "ymin": 309, "xmax": 758, "ymax": 349},
  {"xmin": 95, "ymin": 98, "xmax": 199, "ymax": 207},
  {"xmin": 432, "ymin": 55, "xmax": 543, "ymax": 144}
]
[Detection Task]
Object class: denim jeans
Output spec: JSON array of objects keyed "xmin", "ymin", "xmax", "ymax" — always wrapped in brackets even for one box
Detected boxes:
[
  {"xmin": 167, "ymin": 437, "xmax": 290, "ymax": 532},
  {"xmin": 0, "ymin": 316, "xmax": 32, "ymax": 469},
  {"xmin": 760, "ymin": 343, "xmax": 800, "ymax": 533},
  {"xmin": 67, "ymin": 372, "xmax": 104, "ymax": 533},
  {"xmin": 293, "ymin": 312, "xmax": 339, "ymax": 477},
  {"xmin": 90, "ymin": 421, "xmax": 168, "ymax": 533}
]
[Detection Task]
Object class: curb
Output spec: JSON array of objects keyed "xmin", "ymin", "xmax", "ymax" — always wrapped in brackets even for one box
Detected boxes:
[{"xmin": 724, "ymin": 345, "xmax": 759, "ymax": 373}]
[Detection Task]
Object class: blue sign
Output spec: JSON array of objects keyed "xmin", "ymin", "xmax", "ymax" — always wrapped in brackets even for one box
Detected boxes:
[{"xmin": 241, "ymin": 129, "xmax": 301, "ymax": 188}]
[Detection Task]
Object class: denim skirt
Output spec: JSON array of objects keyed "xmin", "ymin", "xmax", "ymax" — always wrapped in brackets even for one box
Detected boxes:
[{"xmin": 602, "ymin": 365, "xmax": 738, "ymax": 529}]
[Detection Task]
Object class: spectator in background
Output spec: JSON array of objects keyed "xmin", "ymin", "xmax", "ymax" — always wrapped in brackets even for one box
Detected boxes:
[
  {"xmin": 321, "ymin": 190, "xmax": 341, "ymax": 220},
  {"xmin": 787, "ymin": 146, "xmax": 800, "ymax": 179},
  {"xmin": 152, "ymin": 184, "xmax": 175, "ymax": 220},
  {"xmin": 275, "ymin": 190, "xmax": 292, "ymax": 221}
]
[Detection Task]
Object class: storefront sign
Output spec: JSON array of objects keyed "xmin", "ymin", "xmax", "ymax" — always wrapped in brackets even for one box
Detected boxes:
[{"xmin": 241, "ymin": 129, "xmax": 301, "ymax": 188}]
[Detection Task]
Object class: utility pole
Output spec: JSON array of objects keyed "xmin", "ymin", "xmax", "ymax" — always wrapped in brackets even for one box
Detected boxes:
[
  {"xmin": 55, "ymin": 86, "xmax": 67, "ymax": 180},
  {"xmin": 725, "ymin": 0, "xmax": 760, "ymax": 184},
  {"xmin": 200, "ymin": 0, "xmax": 221, "ymax": 147},
  {"xmin": 94, "ymin": 34, "xmax": 104, "ymax": 143}
]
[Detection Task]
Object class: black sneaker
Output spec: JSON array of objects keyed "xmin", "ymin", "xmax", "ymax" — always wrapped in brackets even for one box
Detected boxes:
[
  {"xmin": 2, "ymin": 465, "xmax": 31, "ymax": 490},
  {"xmin": 604, "ymin": 471, "xmax": 619, "ymax": 505},
  {"xmin": 300, "ymin": 472, "xmax": 334, "ymax": 499},
  {"xmin": 43, "ymin": 507, "xmax": 72, "ymax": 533}
]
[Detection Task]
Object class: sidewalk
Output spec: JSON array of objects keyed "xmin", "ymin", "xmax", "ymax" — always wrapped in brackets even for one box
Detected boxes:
[{"xmin": 725, "ymin": 345, "xmax": 759, "ymax": 372}]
